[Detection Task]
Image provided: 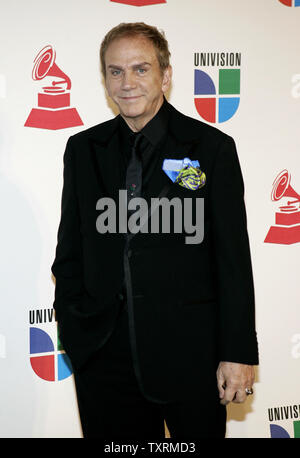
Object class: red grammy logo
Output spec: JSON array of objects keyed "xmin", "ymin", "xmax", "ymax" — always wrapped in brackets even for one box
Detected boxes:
[
  {"xmin": 110, "ymin": 0, "xmax": 166, "ymax": 6},
  {"xmin": 264, "ymin": 169, "xmax": 300, "ymax": 245},
  {"xmin": 25, "ymin": 45, "xmax": 83, "ymax": 130}
]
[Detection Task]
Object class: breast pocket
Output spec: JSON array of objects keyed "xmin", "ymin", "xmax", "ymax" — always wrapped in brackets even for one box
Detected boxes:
[{"xmin": 168, "ymin": 181, "xmax": 206, "ymax": 198}]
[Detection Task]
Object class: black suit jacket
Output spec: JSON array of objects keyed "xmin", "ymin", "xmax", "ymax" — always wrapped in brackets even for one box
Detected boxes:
[{"xmin": 51, "ymin": 101, "xmax": 258, "ymax": 403}]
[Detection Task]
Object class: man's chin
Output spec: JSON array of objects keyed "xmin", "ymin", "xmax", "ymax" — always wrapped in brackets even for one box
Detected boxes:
[
  {"xmin": 119, "ymin": 107, "xmax": 145, "ymax": 120},
  {"xmin": 117, "ymin": 98, "xmax": 145, "ymax": 117}
]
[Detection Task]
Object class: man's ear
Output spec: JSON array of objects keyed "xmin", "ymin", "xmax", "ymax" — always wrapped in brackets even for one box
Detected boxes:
[{"xmin": 162, "ymin": 65, "xmax": 172, "ymax": 93}]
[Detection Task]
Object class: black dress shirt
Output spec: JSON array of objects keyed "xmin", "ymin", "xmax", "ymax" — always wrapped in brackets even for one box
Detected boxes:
[
  {"xmin": 118, "ymin": 97, "xmax": 171, "ymax": 181},
  {"xmin": 117, "ymin": 97, "xmax": 170, "ymax": 306}
]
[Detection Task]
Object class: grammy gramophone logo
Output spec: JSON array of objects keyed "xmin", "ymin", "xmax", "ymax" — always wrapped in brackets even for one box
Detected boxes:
[
  {"xmin": 264, "ymin": 169, "xmax": 300, "ymax": 245},
  {"xmin": 25, "ymin": 45, "xmax": 83, "ymax": 130},
  {"xmin": 110, "ymin": 0, "xmax": 166, "ymax": 5}
]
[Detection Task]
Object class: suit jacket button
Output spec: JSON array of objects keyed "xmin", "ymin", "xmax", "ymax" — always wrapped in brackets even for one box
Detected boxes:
[
  {"xmin": 128, "ymin": 249, "xmax": 132, "ymax": 258},
  {"xmin": 118, "ymin": 293, "xmax": 124, "ymax": 301}
]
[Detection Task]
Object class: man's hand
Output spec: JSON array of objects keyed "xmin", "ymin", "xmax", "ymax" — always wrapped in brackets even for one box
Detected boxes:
[{"xmin": 216, "ymin": 361, "xmax": 255, "ymax": 405}]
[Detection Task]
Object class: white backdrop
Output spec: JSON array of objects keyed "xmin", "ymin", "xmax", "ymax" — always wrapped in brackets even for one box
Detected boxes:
[{"xmin": 0, "ymin": 0, "xmax": 299, "ymax": 438}]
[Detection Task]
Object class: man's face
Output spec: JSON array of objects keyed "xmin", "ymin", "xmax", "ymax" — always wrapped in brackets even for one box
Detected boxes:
[{"xmin": 104, "ymin": 35, "xmax": 172, "ymax": 129}]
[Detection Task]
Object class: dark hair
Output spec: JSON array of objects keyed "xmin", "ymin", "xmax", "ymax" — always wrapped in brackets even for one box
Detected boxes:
[{"xmin": 100, "ymin": 22, "xmax": 171, "ymax": 78}]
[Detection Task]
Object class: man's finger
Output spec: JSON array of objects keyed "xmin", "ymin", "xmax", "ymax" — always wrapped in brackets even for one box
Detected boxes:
[
  {"xmin": 217, "ymin": 380, "xmax": 225, "ymax": 400},
  {"xmin": 219, "ymin": 386, "xmax": 238, "ymax": 405},
  {"xmin": 232, "ymin": 389, "xmax": 247, "ymax": 404}
]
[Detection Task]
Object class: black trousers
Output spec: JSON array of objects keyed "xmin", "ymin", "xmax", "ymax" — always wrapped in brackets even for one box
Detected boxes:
[{"xmin": 73, "ymin": 302, "xmax": 226, "ymax": 439}]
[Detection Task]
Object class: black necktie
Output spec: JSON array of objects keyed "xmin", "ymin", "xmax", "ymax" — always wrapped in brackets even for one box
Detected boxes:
[
  {"xmin": 126, "ymin": 132, "xmax": 143, "ymax": 209},
  {"xmin": 120, "ymin": 132, "xmax": 143, "ymax": 310}
]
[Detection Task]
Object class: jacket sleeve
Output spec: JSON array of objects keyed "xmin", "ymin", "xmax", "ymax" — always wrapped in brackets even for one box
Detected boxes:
[
  {"xmin": 51, "ymin": 136, "xmax": 84, "ymax": 324},
  {"xmin": 209, "ymin": 135, "xmax": 259, "ymax": 365}
]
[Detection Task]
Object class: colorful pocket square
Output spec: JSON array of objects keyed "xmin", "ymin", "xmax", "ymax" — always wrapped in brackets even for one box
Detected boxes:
[{"xmin": 162, "ymin": 157, "xmax": 206, "ymax": 191}]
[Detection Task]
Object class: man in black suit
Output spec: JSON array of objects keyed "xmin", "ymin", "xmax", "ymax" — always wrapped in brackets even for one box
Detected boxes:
[{"xmin": 51, "ymin": 22, "xmax": 258, "ymax": 439}]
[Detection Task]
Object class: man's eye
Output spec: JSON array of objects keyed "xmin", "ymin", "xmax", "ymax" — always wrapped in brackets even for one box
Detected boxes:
[
  {"xmin": 137, "ymin": 68, "xmax": 146, "ymax": 74},
  {"xmin": 111, "ymin": 70, "xmax": 121, "ymax": 76}
]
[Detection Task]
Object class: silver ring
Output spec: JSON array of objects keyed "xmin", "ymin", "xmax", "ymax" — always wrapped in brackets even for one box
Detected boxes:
[{"xmin": 245, "ymin": 388, "xmax": 253, "ymax": 395}]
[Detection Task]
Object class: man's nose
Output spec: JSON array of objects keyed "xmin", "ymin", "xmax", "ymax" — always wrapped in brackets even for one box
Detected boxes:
[{"xmin": 121, "ymin": 71, "xmax": 137, "ymax": 90}]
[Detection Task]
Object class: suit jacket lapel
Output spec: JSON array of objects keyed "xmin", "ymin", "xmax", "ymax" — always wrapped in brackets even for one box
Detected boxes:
[
  {"xmin": 90, "ymin": 115, "xmax": 124, "ymax": 202},
  {"xmin": 143, "ymin": 105, "xmax": 202, "ymax": 200},
  {"xmin": 89, "ymin": 102, "xmax": 202, "ymax": 207},
  {"xmin": 135, "ymin": 130, "xmax": 201, "ymax": 237}
]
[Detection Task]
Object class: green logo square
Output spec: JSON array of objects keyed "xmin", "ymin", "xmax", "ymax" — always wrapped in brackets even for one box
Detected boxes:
[
  {"xmin": 294, "ymin": 420, "xmax": 300, "ymax": 438},
  {"xmin": 219, "ymin": 69, "xmax": 240, "ymax": 95}
]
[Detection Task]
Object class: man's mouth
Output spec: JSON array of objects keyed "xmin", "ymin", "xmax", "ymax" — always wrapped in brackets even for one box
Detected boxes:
[{"xmin": 119, "ymin": 96, "xmax": 142, "ymax": 101}]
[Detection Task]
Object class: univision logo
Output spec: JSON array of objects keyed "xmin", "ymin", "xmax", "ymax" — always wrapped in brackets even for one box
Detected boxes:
[
  {"xmin": 194, "ymin": 52, "xmax": 241, "ymax": 124},
  {"xmin": 29, "ymin": 308, "xmax": 72, "ymax": 382},
  {"xmin": 268, "ymin": 404, "xmax": 300, "ymax": 437},
  {"xmin": 278, "ymin": 0, "xmax": 300, "ymax": 6}
]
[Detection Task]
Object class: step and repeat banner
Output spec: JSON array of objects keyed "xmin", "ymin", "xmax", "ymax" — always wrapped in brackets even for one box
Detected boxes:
[{"xmin": 0, "ymin": 0, "xmax": 299, "ymax": 438}]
